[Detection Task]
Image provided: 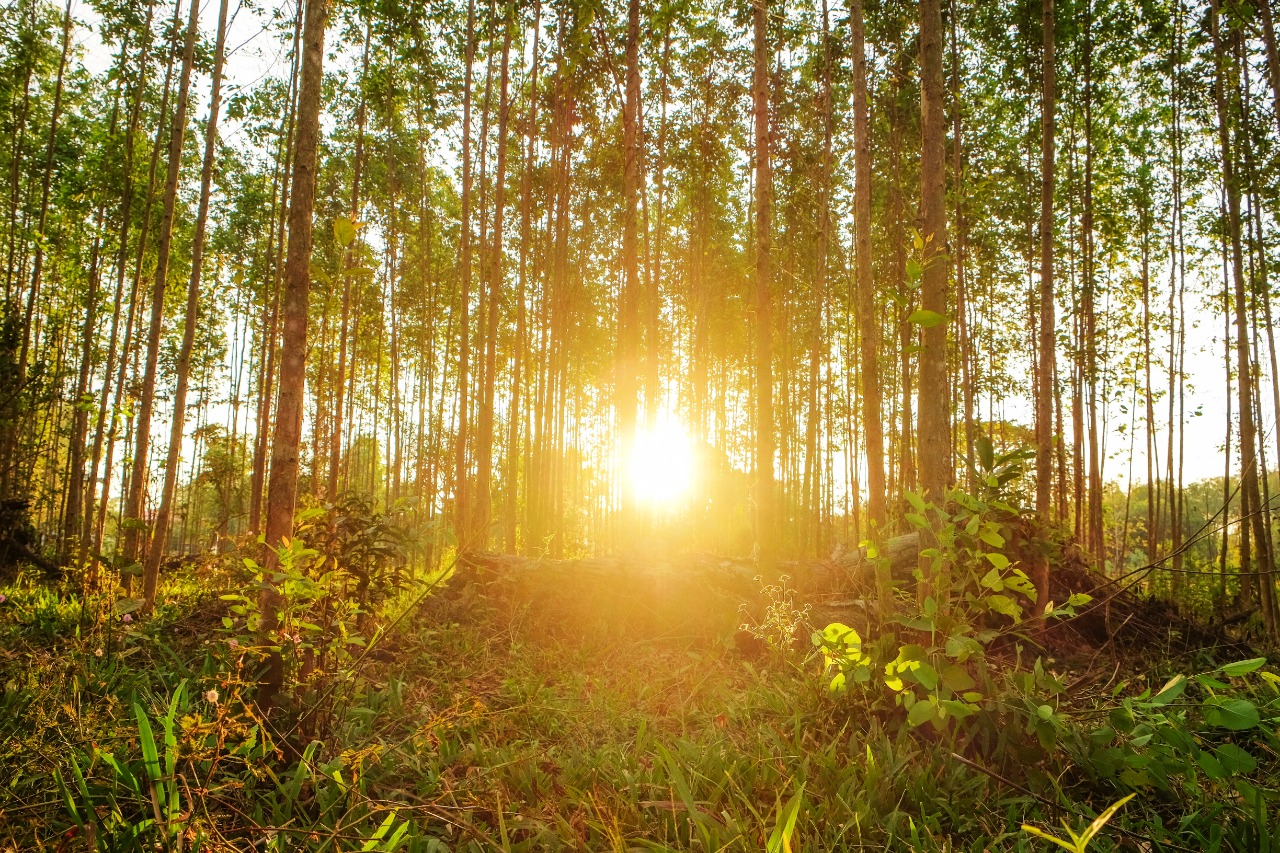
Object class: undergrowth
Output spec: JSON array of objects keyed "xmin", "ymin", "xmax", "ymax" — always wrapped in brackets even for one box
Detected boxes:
[{"xmin": 0, "ymin": 479, "xmax": 1277, "ymax": 851}]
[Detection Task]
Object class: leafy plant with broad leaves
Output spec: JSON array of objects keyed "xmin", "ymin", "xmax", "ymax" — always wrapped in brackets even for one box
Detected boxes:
[{"xmin": 816, "ymin": 440, "xmax": 1089, "ymax": 732}]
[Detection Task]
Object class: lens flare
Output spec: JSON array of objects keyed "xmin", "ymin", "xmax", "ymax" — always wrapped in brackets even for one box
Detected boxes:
[{"xmin": 627, "ymin": 418, "xmax": 695, "ymax": 507}]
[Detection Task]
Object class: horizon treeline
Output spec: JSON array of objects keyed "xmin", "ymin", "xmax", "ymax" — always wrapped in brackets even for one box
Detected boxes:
[{"xmin": 2, "ymin": 0, "xmax": 1280, "ymax": 632}]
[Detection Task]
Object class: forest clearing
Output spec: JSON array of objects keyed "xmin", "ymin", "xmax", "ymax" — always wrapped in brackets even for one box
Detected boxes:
[{"xmin": 2, "ymin": 0, "xmax": 1280, "ymax": 847}]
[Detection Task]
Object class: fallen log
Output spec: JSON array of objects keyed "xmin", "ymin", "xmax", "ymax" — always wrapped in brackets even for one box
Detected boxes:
[
  {"xmin": 437, "ymin": 535, "xmax": 922, "ymax": 643},
  {"xmin": 437, "ymin": 532, "xmax": 1252, "ymax": 659},
  {"xmin": 456, "ymin": 531, "xmax": 922, "ymax": 598}
]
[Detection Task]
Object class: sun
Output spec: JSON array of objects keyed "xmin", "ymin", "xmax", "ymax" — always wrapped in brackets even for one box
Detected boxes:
[{"xmin": 627, "ymin": 417, "xmax": 695, "ymax": 508}]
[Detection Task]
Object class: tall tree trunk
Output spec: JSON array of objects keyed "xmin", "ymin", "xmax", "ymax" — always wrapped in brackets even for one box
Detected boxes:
[
  {"xmin": 95, "ymin": 0, "xmax": 183, "ymax": 558},
  {"xmin": 250, "ymin": 8, "xmax": 304, "ymax": 535},
  {"xmin": 752, "ymin": 0, "xmax": 776, "ymax": 568},
  {"xmin": 16, "ymin": 0, "xmax": 71, "ymax": 383},
  {"xmin": 120, "ymin": 0, "xmax": 200, "ymax": 574},
  {"xmin": 918, "ymin": 0, "xmax": 950, "ymax": 600},
  {"xmin": 506, "ymin": 0, "xmax": 541, "ymax": 554},
  {"xmin": 327, "ymin": 21, "xmax": 370, "ymax": 500},
  {"xmin": 455, "ymin": 0, "xmax": 478, "ymax": 544},
  {"xmin": 851, "ymin": 0, "xmax": 886, "ymax": 567},
  {"xmin": 3, "ymin": 0, "xmax": 71, "ymax": 500},
  {"xmin": 258, "ymin": 0, "xmax": 327, "ymax": 707},
  {"xmin": 81, "ymin": 0, "xmax": 159, "ymax": 567},
  {"xmin": 1081, "ymin": 2, "xmax": 1104, "ymax": 568},
  {"xmin": 64, "ymin": 41, "xmax": 132, "ymax": 565},
  {"xmin": 1033, "ymin": 0, "xmax": 1055, "ymax": 616},
  {"xmin": 141, "ymin": 0, "xmax": 230, "ymax": 609},
  {"xmin": 1211, "ymin": 0, "xmax": 1277, "ymax": 639},
  {"xmin": 477, "ymin": 7, "xmax": 513, "ymax": 547},
  {"xmin": 615, "ymin": 0, "xmax": 643, "ymax": 545}
]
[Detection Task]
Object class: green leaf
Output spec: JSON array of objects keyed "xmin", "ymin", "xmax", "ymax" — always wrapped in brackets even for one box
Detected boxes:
[
  {"xmin": 1194, "ymin": 674, "xmax": 1231, "ymax": 691},
  {"xmin": 941, "ymin": 664, "xmax": 976, "ymax": 692},
  {"xmin": 945, "ymin": 634, "xmax": 982, "ymax": 662},
  {"xmin": 975, "ymin": 434, "xmax": 995, "ymax": 472},
  {"xmin": 1204, "ymin": 697, "xmax": 1261, "ymax": 731},
  {"xmin": 908, "ymin": 309, "xmax": 945, "ymax": 328},
  {"xmin": 978, "ymin": 528, "xmax": 1005, "ymax": 548},
  {"xmin": 1196, "ymin": 750, "xmax": 1226, "ymax": 779},
  {"xmin": 913, "ymin": 662, "xmax": 939, "ymax": 691},
  {"xmin": 1215, "ymin": 743, "xmax": 1257, "ymax": 774},
  {"xmin": 821, "ymin": 622, "xmax": 861, "ymax": 648},
  {"xmin": 907, "ymin": 697, "xmax": 937, "ymax": 728},
  {"xmin": 986, "ymin": 594, "xmax": 1021, "ymax": 620},
  {"xmin": 1065, "ymin": 592, "xmax": 1093, "ymax": 608},
  {"xmin": 1076, "ymin": 794, "xmax": 1136, "ymax": 849},
  {"xmin": 939, "ymin": 699, "xmax": 976, "ymax": 719},
  {"xmin": 766, "ymin": 784, "xmax": 805, "ymax": 853},
  {"xmin": 1218, "ymin": 657, "xmax": 1267, "ymax": 677},
  {"xmin": 984, "ymin": 552, "xmax": 1010, "ymax": 571},
  {"xmin": 334, "ymin": 215, "xmax": 357, "ymax": 247},
  {"xmin": 1148, "ymin": 674, "xmax": 1186, "ymax": 706},
  {"xmin": 113, "ymin": 597, "xmax": 143, "ymax": 615}
]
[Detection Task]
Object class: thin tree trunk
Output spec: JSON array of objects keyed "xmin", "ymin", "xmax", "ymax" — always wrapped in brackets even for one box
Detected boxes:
[
  {"xmin": 615, "ymin": 0, "xmax": 643, "ymax": 544},
  {"xmin": 477, "ymin": 8, "xmax": 513, "ymax": 548},
  {"xmin": 918, "ymin": 0, "xmax": 950, "ymax": 600},
  {"xmin": 327, "ymin": 20, "xmax": 370, "ymax": 500},
  {"xmin": 249, "ymin": 9, "xmax": 303, "ymax": 535},
  {"xmin": 1033, "ymin": 0, "xmax": 1055, "ymax": 616},
  {"xmin": 141, "ymin": 0, "xmax": 230, "ymax": 609},
  {"xmin": 81, "ymin": 0, "xmax": 158, "ymax": 567},
  {"xmin": 752, "ymin": 0, "xmax": 776, "ymax": 568},
  {"xmin": 16, "ymin": 0, "xmax": 72, "ymax": 383},
  {"xmin": 1211, "ymin": 0, "xmax": 1276, "ymax": 638},
  {"xmin": 851, "ymin": 0, "xmax": 886, "ymax": 567},
  {"xmin": 95, "ymin": 0, "xmax": 183, "ymax": 559},
  {"xmin": 455, "ymin": 0, "xmax": 478, "ymax": 544},
  {"xmin": 259, "ymin": 0, "xmax": 327, "ymax": 707},
  {"xmin": 120, "ymin": 0, "xmax": 200, "ymax": 573}
]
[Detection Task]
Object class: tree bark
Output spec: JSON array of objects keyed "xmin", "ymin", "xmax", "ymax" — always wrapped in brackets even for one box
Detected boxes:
[
  {"xmin": 141, "ymin": 0, "xmax": 230, "ymax": 609},
  {"xmin": 1033, "ymin": 0, "xmax": 1055, "ymax": 616},
  {"xmin": 1210, "ymin": 0, "xmax": 1277, "ymax": 640},
  {"xmin": 120, "ymin": 0, "xmax": 200, "ymax": 573},
  {"xmin": 615, "ymin": 0, "xmax": 643, "ymax": 544},
  {"xmin": 918, "ymin": 0, "xmax": 950, "ymax": 601},
  {"xmin": 752, "ymin": 0, "xmax": 776, "ymax": 568},
  {"xmin": 258, "ymin": 0, "xmax": 327, "ymax": 707},
  {"xmin": 477, "ymin": 7, "xmax": 513, "ymax": 548}
]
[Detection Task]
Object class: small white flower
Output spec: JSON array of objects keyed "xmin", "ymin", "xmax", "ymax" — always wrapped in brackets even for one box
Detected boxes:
[
  {"xmin": 204, "ymin": 689, "xmax": 219, "ymax": 704},
  {"xmin": 94, "ymin": 648, "xmax": 103, "ymax": 658}
]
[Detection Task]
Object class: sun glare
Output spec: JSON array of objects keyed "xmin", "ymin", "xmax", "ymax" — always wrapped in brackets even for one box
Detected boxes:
[{"xmin": 628, "ymin": 418, "xmax": 695, "ymax": 507}]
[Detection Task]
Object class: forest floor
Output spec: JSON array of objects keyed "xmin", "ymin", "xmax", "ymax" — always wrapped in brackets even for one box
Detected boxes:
[{"xmin": 0, "ymin": 553, "xmax": 1277, "ymax": 852}]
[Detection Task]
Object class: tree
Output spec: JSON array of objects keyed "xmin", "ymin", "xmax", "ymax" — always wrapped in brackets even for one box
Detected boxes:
[
  {"xmin": 142, "ymin": 0, "xmax": 230, "ymax": 608},
  {"xmin": 120, "ymin": 0, "xmax": 200, "ymax": 580},
  {"xmin": 258, "ymin": 0, "xmax": 328, "ymax": 706},
  {"xmin": 1033, "ymin": 0, "xmax": 1055, "ymax": 616},
  {"xmin": 752, "ymin": 0, "xmax": 776, "ymax": 568},
  {"xmin": 917, "ymin": 0, "xmax": 949, "ymax": 599}
]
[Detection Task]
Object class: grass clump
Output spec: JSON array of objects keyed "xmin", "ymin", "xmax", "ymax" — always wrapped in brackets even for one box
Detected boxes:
[{"xmin": 0, "ymin": 486, "xmax": 1277, "ymax": 850}]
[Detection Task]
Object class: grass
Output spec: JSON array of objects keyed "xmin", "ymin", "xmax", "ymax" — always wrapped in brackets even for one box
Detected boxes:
[{"xmin": 0, "ymin": 559, "xmax": 1275, "ymax": 852}]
